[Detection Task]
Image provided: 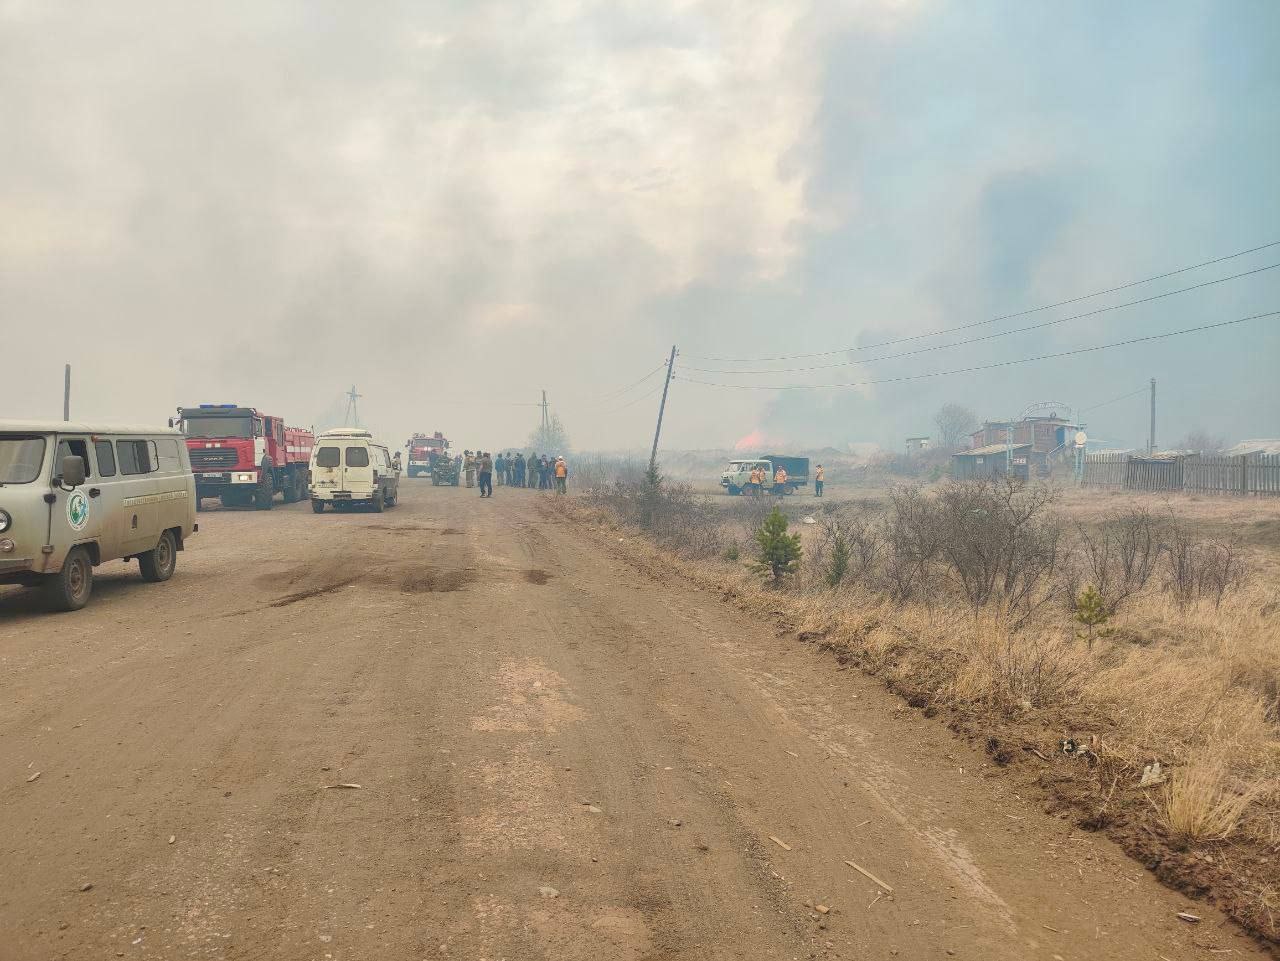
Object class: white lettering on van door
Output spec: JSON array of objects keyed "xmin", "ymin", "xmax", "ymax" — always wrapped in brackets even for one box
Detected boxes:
[{"xmin": 122, "ymin": 490, "xmax": 190, "ymax": 507}]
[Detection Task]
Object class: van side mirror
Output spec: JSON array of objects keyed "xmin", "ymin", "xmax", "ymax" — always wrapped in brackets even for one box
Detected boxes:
[{"xmin": 61, "ymin": 455, "xmax": 86, "ymax": 488}]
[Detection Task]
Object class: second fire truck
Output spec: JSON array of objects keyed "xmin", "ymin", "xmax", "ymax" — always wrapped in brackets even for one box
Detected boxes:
[{"xmin": 406, "ymin": 432, "xmax": 449, "ymax": 478}]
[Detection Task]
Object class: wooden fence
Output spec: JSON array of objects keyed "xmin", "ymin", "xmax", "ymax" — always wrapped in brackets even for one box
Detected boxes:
[{"xmin": 1081, "ymin": 453, "xmax": 1280, "ymax": 495}]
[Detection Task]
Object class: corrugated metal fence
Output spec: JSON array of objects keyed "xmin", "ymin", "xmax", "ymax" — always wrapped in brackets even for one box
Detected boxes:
[{"xmin": 1082, "ymin": 453, "xmax": 1280, "ymax": 495}]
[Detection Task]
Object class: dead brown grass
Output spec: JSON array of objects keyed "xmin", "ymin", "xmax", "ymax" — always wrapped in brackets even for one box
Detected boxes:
[{"xmin": 1161, "ymin": 757, "xmax": 1263, "ymax": 843}]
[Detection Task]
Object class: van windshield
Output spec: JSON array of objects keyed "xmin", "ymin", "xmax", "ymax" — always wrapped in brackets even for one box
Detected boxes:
[
  {"xmin": 183, "ymin": 415, "xmax": 253, "ymax": 439},
  {"xmin": 0, "ymin": 436, "xmax": 47, "ymax": 484}
]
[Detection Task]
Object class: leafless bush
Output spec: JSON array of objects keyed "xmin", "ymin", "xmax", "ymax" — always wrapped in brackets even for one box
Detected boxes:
[
  {"xmin": 810, "ymin": 505, "xmax": 882, "ymax": 589},
  {"xmin": 586, "ymin": 471, "xmax": 724, "ymax": 559},
  {"xmin": 1074, "ymin": 506, "xmax": 1165, "ymax": 615},
  {"xmin": 1164, "ymin": 523, "xmax": 1248, "ymax": 608},
  {"xmin": 881, "ymin": 486, "xmax": 943, "ymax": 602},
  {"xmin": 929, "ymin": 478, "xmax": 1064, "ymax": 623}
]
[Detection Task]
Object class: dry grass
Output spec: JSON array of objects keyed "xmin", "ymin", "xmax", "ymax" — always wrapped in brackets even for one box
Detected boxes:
[{"xmin": 1162, "ymin": 757, "xmax": 1263, "ymax": 843}]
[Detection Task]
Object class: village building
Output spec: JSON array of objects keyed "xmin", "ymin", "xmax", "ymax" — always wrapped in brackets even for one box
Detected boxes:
[{"xmin": 951, "ymin": 413, "xmax": 1080, "ymax": 480}]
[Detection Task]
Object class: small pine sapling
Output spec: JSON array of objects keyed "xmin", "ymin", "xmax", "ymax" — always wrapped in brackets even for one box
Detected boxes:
[
  {"xmin": 752, "ymin": 507, "xmax": 802, "ymax": 584},
  {"xmin": 1073, "ymin": 585, "xmax": 1112, "ymax": 648},
  {"xmin": 826, "ymin": 530, "xmax": 850, "ymax": 587}
]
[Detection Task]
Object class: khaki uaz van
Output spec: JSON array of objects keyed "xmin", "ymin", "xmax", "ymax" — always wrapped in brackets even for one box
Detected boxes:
[
  {"xmin": 309, "ymin": 429, "xmax": 400, "ymax": 513},
  {"xmin": 0, "ymin": 421, "xmax": 198, "ymax": 611}
]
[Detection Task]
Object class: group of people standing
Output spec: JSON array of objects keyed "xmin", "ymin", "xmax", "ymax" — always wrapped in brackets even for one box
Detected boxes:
[
  {"xmin": 741, "ymin": 463, "xmax": 825, "ymax": 496},
  {"xmin": 460, "ymin": 451, "xmax": 569, "ymax": 495}
]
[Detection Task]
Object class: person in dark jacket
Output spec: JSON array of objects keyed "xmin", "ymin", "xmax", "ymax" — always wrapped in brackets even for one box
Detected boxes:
[
  {"xmin": 514, "ymin": 452, "xmax": 526, "ymax": 487},
  {"xmin": 495, "ymin": 452, "xmax": 506, "ymax": 486}
]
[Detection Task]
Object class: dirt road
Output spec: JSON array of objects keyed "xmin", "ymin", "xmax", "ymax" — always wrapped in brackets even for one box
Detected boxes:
[{"xmin": 1, "ymin": 481, "xmax": 1265, "ymax": 960}]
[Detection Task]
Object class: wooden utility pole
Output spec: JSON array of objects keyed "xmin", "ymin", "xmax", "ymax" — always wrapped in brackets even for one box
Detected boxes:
[
  {"xmin": 63, "ymin": 364, "xmax": 71, "ymax": 421},
  {"xmin": 649, "ymin": 346, "xmax": 677, "ymax": 473},
  {"xmin": 1149, "ymin": 377, "xmax": 1156, "ymax": 455}
]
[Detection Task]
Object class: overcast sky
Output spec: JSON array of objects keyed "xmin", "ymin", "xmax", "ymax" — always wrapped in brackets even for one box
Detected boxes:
[{"xmin": 2, "ymin": 0, "xmax": 1277, "ymax": 453}]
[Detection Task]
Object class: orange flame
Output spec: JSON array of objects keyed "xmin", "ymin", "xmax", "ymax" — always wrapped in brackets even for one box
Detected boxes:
[{"xmin": 734, "ymin": 429, "xmax": 766, "ymax": 451}]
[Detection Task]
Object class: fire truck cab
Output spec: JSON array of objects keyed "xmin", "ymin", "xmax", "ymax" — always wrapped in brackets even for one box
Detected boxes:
[{"xmin": 177, "ymin": 405, "xmax": 314, "ymax": 511}]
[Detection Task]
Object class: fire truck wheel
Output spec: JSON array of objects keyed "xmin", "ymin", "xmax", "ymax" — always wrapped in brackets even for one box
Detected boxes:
[
  {"xmin": 281, "ymin": 472, "xmax": 297, "ymax": 504},
  {"xmin": 138, "ymin": 530, "xmax": 177, "ymax": 583},
  {"xmin": 311, "ymin": 499, "xmax": 325, "ymax": 514},
  {"xmin": 254, "ymin": 480, "xmax": 274, "ymax": 510}
]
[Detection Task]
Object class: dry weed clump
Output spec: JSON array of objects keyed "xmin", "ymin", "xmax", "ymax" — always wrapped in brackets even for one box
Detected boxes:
[
  {"xmin": 950, "ymin": 623, "xmax": 1086, "ymax": 713},
  {"xmin": 1161, "ymin": 757, "xmax": 1263, "ymax": 843}
]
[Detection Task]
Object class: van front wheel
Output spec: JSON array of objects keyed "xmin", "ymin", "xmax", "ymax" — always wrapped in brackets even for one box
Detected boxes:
[
  {"xmin": 42, "ymin": 546, "xmax": 94, "ymax": 611},
  {"xmin": 139, "ymin": 530, "xmax": 177, "ymax": 582}
]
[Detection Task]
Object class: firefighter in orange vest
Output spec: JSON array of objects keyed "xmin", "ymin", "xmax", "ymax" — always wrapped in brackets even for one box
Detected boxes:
[
  {"xmin": 773, "ymin": 465, "xmax": 788, "ymax": 493},
  {"xmin": 554, "ymin": 456, "xmax": 569, "ymax": 494}
]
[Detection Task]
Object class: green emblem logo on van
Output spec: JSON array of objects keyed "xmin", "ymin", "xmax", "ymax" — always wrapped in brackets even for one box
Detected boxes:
[{"xmin": 67, "ymin": 490, "xmax": 89, "ymax": 531}]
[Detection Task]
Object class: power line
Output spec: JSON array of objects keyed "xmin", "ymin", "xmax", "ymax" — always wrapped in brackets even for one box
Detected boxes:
[
  {"xmin": 673, "ymin": 310, "xmax": 1278, "ymax": 391},
  {"xmin": 1079, "ymin": 385, "xmax": 1150, "ymax": 414},
  {"xmin": 678, "ymin": 262, "xmax": 1279, "ymax": 375},
  {"xmin": 601, "ymin": 378, "xmax": 666, "ymax": 413},
  {"xmin": 596, "ymin": 359, "xmax": 670, "ymax": 400},
  {"xmin": 428, "ymin": 399, "xmax": 544, "ymax": 407},
  {"xmin": 683, "ymin": 239, "xmax": 1280, "ymax": 363}
]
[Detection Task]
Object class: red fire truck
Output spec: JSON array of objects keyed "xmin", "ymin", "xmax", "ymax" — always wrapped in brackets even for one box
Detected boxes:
[
  {"xmin": 406, "ymin": 431, "xmax": 449, "ymax": 478},
  {"xmin": 177, "ymin": 405, "xmax": 315, "ymax": 511}
]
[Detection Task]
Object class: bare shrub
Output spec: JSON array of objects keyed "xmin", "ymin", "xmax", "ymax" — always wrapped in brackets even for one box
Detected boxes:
[
  {"xmin": 1074, "ymin": 506, "xmax": 1164, "ymax": 615},
  {"xmin": 952, "ymin": 625, "xmax": 1084, "ymax": 712},
  {"xmin": 1164, "ymin": 522, "xmax": 1248, "ymax": 608},
  {"xmin": 810, "ymin": 505, "xmax": 882, "ymax": 589},
  {"xmin": 585, "ymin": 467, "xmax": 724, "ymax": 559},
  {"xmin": 881, "ymin": 486, "xmax": 942, "ymax": 602},
  {"xmin": 930, "ymin": 478, "xmax": 1064, "ymax": 623}
]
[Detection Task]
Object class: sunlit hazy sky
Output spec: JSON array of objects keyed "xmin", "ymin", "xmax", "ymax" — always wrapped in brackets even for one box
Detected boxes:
[{"xmin": 2, "ymin": 1, "xmax": 1277, "ymax": 452}]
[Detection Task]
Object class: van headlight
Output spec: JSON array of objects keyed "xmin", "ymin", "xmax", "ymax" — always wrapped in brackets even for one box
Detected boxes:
[{"xmin": 0, "ymin": 510, "xmax": 10, "ymax": 533}]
